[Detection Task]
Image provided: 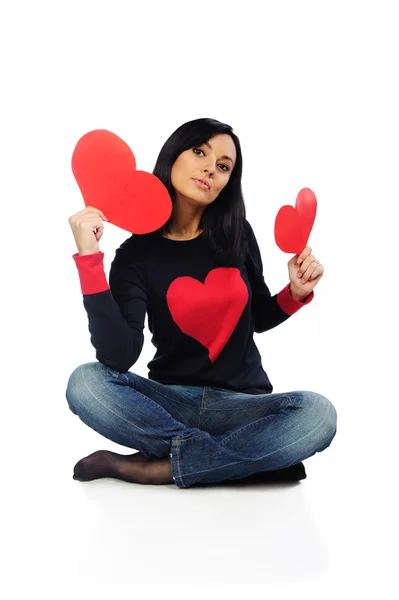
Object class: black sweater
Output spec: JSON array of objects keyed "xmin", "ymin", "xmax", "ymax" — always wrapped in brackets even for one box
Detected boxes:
[{"xmin": 72, "ymin": 220, "xmax": 313, "ymax": 394}]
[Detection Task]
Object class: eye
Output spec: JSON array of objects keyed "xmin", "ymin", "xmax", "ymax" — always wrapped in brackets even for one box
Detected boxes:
[{"xmin": 192, "ymin": 148, "xmax": 230, "ymax": 173}]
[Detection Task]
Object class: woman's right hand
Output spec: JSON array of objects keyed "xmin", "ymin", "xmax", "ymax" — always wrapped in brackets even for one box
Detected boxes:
[{"xmin": 68, "ymin": 206, "xmax": 109, "ymax": 256}]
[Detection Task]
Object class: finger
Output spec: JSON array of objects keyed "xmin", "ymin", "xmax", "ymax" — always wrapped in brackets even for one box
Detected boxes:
[
  {"xmin": 85, "ymin": 218, "xmax": 105, "ymax": 235},
  {"xmin": 80, "ymin": 217, "xmax": 105, "ymax": 230},
  {"xmin": 91, "ymin": 222, "xmax": 105, "ymax": 233},
  {"xmin": 297, "ymin": 254, "xmax": 315, "ymax": 277},
  {"xmin": 92, "ymin": 209, "xmax": 108, "ymax": 221},
  {"xmin": 79, "ymin": 212, "xmax": 106, "ymax": 225},
  {"xmin": 308, "ymin": 270, "xmax": 324, "ymax": 283},
  {"xmin": 83, "ymin": 206, "xmax": 108, "ymax": 221},
  {"xmin": 290, "ymin": 255, "xmax": 300, "ymax": 267},
  {"xmin": 297, "ymin": 246, "xmax": 312, "ymax": 266},
  {"xmin": 310, "ymin": 262, "xmax": 324, "ymax": 280},
  {"xmin": 300, "ymin": 262, "xmax": 323, "ymax": 283}
]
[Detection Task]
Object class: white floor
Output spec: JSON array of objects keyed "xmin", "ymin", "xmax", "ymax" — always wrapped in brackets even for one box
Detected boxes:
[{"xmin": 4, "ymin": 377, "xmax": 396, "ymax": 600}]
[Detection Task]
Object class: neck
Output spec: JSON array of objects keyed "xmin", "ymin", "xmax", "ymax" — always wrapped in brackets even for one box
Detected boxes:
[{"xmin": 167, "ymin": 194, "xmax": 206, "ymax": 237}]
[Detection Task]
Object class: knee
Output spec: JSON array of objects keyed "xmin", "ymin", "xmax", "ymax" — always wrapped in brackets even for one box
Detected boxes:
[
  {"xmin": 297, "ymin": 391, "xmax": 337, "ymax": 449},
  {"xmin": 312, "ymin": 392, "xmax": 337, "ymax": 448},
  {"xmin": 65, "ymin": 362, "xmax": 102, "ymax": 414}
]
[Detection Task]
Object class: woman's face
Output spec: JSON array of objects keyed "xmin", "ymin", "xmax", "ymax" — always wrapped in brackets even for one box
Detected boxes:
[{"xmin": 171, "ymin": 133, "xmax": 237, "ymax": 206}]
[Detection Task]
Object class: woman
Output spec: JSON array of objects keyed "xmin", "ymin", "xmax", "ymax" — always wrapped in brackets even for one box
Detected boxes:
[{"xmin": 66, "ymin": 117, "xmax": 337, "ymax": 489}]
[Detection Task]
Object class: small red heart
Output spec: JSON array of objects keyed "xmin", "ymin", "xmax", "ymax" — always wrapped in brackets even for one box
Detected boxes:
[
  {"xmin": 274, "ymin": 188, "xmax": 317, "ymax": 254},
  {"xmin": 167, "ymin": 268, "xmax": 248, "ymax": 363},
  {"xmin": 71, "ymin": 129, "xmax": 172, "ymax": 234}
]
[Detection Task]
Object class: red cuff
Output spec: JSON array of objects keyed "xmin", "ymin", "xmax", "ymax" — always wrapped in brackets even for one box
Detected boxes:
[
  {"xmin": 72, "ymin": 252, "xmax": 110, "ymax": 295},
  {"xmin": 277, "ymin": 283, "xmax": 314, "ymax": 315}
]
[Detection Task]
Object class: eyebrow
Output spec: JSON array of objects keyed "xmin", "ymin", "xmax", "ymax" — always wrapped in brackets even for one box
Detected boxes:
[{"xmin": 204, "ymin": 141, "xmax": 235, "ymax": 165}]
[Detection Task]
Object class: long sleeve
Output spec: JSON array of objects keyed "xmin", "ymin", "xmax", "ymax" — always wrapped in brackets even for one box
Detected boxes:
[
  {"xmin": 72, "ymin": 236, "xmax": 147, "ymax": 373},
  {"xmin": 244, "ymin": 220, "xmax": 314, "ymax": 334}
]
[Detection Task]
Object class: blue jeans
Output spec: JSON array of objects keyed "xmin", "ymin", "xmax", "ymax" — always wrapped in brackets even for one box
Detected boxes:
[{"xmin": 65, "ymin": 362, "xmax": 337, "ymax": 489}]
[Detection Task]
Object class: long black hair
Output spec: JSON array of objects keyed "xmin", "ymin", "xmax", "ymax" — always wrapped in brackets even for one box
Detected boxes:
[{"xmin": 150, "ymin": 118, "xmax": 249, "ymax": 267}]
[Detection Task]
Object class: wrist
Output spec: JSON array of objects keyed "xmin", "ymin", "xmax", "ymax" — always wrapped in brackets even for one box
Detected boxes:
[
  {"xmin": 78, "ymin": 248, "xmax": 101, "ymax": 256},
  {"xmin": 289, "ymin": 283, "xmax": 309, "ymax": 302}
]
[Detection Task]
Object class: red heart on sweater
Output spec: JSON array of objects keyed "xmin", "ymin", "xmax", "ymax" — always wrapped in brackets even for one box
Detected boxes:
[
  {"xmin": 71, "ymin": 129, "xmax": 172, "ymax": 234},
  {"xmin": 166, "ymin": 268, "xmax": 249, "ymax": 363},
  {"xmin": 274, "ymin": 188, "xmax": 317, "ymax": 254}
]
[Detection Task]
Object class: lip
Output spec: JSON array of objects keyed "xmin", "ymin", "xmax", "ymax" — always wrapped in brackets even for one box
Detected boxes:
[{"xmin": 192, "ymin": 178, "xmax": 210, "ymax": 190}]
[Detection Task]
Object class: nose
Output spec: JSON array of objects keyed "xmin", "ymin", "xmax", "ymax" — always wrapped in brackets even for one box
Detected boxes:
[{"xmin": 202, "ymin": 158, "xmax": 216, "ymax": 175}]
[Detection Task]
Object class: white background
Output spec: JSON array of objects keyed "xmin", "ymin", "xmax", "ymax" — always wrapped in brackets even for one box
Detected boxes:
[{"xmin": 1, "ymin": 0, "xmax": 398, "ymax": 598}]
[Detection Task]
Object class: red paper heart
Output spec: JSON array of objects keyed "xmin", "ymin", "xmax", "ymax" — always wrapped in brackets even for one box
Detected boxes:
[
  {"xmin": 71, "ymin": 129, "xmax": 172, "ymax": 234},
  {"xmin": 274, "ymin": 188, "xmax": 317, "ymax": 254},
  {"xmin": 166, "ymin": 268, "xmax": 248, "ymax": 363}
]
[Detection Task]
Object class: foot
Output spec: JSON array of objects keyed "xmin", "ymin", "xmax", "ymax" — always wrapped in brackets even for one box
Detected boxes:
[
  {"xmin": 226, "ymin": 462, "xmax": 307, "ymax": 485},
  {"xmin": 73, "ymin": 450, "xmax": 174, "ymax": 485}
]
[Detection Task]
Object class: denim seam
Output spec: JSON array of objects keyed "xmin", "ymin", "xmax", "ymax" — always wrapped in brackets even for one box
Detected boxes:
[
  {"xmin": 118, "ymin": 371, "xmax": 203, "ymax": 411},
  {"xmin": 174, "ymin": 438, "xmax": 184, "ymax": 487},
  {"xmin": 115, "ymin": 377, "xmax": 194, "ymax": 426},
  {"xmin": 219, "ymin": 396, "xmax": 292, "ymax": 446},
  {"xmin": 179, "ymin": 433, "xmax": 209, "ymax": 442},
  {"xmin": 198, "ymin": 386, "xmax": 209, "ymax": 429},
  {"xmin": 173, "ymin": 433, "xmax": 210, "ymax": 488},
  {"xmin": 220, "ymin": 401, "xmax": 334, "ymax": 458}
]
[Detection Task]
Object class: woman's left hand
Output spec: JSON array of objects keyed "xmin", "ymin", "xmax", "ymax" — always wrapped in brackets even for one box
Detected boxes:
[{"xmin": 287, "ymin": 247, "xmax": 324, "ymax": 297}]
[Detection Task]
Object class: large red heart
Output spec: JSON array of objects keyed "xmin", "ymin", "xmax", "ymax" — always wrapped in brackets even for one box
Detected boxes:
[
  {"xmin": 166, "ymin": 268, "xmax": 248, "ymax": 363},
  {"xmin": 274, "ymin": 188, "xmax": 317, "ymax": 254},
  {"xmin": 71, "ymin": 129, "xmax": 172, "ymax": 234}
]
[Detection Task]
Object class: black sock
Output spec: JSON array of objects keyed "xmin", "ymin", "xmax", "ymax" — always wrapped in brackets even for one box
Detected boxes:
[
  {"xmin": 234, "ymin": 462, "xmax": 307, "ymax": 484},
  {"xmin": 241, "ymin": 462, "xmax": 306, "ymax": 482},
  {"xmin": 194, "ymin": 462, "xmax": 307, "ymax": 487}
]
